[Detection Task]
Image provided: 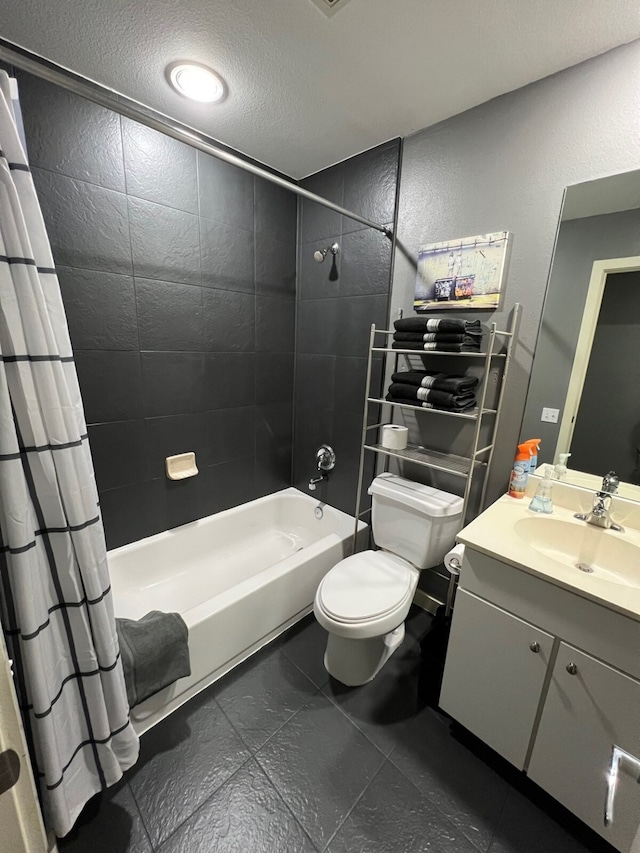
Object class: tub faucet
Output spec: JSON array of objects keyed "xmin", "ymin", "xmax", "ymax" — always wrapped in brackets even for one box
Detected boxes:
[
  {"xmin": 574, "ymin": 488, "xmax": 625, "ymax": 533},
  {"xmin": 308, "ymin": 444, "xmax": 336, "ymax": 491},
  {"xmin": 308, "ymin": 472, "xmax": 326, "ymax": 491}
]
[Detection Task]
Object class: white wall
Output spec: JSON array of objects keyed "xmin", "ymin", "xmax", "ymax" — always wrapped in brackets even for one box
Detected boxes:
[{"xmin": 390, "ymin": 39, "xmax": 640, "ymax": 503}]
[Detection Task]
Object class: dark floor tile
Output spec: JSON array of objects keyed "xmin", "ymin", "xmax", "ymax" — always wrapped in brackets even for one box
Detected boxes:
[
  {"xmin": 127, "ymin": 687, "xmax": 250, "ymax": 848},
  {"xmin": 215, "ymin": 644, "xmax": 319, "ymax": 751},
  {"xmin": 122, "ymin": 117, "xmax": 198, "ymax": 213},
  {"xmin": 256, "ymin": 692, "xmax": 385, "ymax": 850},
  {"xmin": 129, "ymin": 196, "xmax": 201, "ymax": 285},
  {"xmin": 19, "ymin": 71, "xmax": 125, "ymax": 192},
  {"xmin": 136, "ymin": 278, "xmax": 204, "ymax": 351},
  {"xmin": 157, "ymin": 759, "xmax": 317, "ymax": 853},
  {"xmin": 489, "ymin": 787, "xmax": 615, "ymax": 853},
  {"xmin": 58, "ymin": 781, "xmax": 152, "ymax": 853},
  {"xmin": 58, "ymin": 266, "xmax": 138, "ymax": 351},
  {"xmin": 88, "ymin": 419, "xmax": 147, "ymax": 492},
  {"xmin": 390, "ymin": 707, "xmax": 510, "ymax": 852},
  {"xmin": 327, "ymin": 760, "xmax": 478, "ymax": 853},
  {"xmin": 279, "ymin": 614, "xmax": 330, "ymax": 689},
  {"xmin": 33, "ymin": 168, "xmax": 132, "ymax": 275},
  {"xmin": 322, "ymin": 624, "xmax": 423, "ymax": 757}
]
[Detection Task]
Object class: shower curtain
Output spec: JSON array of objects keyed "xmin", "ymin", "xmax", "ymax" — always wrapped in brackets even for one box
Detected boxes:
[{"xmin": 0, "ymin": 72, "xmax": 139, "ymax": 836}]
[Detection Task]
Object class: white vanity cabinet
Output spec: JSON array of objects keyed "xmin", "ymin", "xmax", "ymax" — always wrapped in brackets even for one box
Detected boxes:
[
  {"xmin": 439, "ymin": 589, "xmax": 553, "ymax": 768},
  {"xmin": 440, "ymin": 546, "xmax": 640, "ymax": 853},
  {"xmin": 528, "ymin": 642, "xmax": 640, "ymax": 852}
]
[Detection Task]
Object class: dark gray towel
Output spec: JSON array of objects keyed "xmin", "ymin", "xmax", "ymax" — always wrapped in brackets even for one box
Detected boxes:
[
  {"xmin": 116, "ymin": 611, "xmax": 191, "ymax": 708},
  {"xmin": 391, "ymin": 370, "xmax": 479, "ymax": 394},
  {"xmin": 392, "ymin": 341, "xmax": 481, "ymax": 352},
  {"xmin": 388, "ymin": 382, "xmax": 476, "ymax": 409},
  {"xmin": 385, "ymin": 393, "xmax": 476, "ymax": 412},
  {"xmin": 394, "ymin": 316, "xmax": 482, "ymax": 334},
  {"xmin": 392, "ymin": 332, "xmax": 482, "ymax": 344}
]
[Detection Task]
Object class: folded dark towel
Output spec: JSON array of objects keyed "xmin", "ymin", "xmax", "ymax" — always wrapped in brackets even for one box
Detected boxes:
[
  {"xmin": 394, "ymin": 317, "xmax": 482, "ymax": 334},
  {"xmin": 388, "ymin": 382, "xmax": 476, "ymax": 409},
  {"xmin": 386, "ymin": 393, "xmax": 477, "ymax": 412},
  {"xmin": 391, "ymin": 370, "xmax": 479, "ymax": 394},
  {"xmin": 117, "ymin": 611, "xmax": 191, "ymax": 708},
  {"xmin": 392, "ymin": 341, "xmax": 481, "ymax": 352},
  {"xmin": 393, "ymin": 332, "xmax": 482, "ymax": 345}
]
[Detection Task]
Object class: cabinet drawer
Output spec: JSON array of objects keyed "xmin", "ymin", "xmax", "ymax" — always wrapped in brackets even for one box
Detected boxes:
[
  {"xmin": 440, "ymin": 589, "xmax": 554, "ymax": 769},
  {"xmin": 528, "ymin": 642, "xmax": 640, "ymax": 852}
]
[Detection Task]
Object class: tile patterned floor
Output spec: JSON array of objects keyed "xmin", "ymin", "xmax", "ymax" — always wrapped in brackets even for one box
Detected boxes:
[{"xmin": 59, "ymin": 607, "xmax": 617, "ymax": 853}]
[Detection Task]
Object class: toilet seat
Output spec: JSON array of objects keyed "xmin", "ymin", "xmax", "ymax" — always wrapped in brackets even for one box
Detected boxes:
[{"xmin": 314, "ymin": 550, "xmax": 418, "ymax": 640}]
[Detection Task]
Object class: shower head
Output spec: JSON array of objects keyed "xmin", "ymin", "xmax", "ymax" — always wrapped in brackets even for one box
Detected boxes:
[{"xmin": 313, "ymin": 242, "xmax": 339, "ymax": 263}]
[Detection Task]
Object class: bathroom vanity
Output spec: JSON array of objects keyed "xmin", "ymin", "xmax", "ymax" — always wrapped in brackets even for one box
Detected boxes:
[{"xmin": 440, "ymin": 483, "xmax": 640, "ymax": 852}]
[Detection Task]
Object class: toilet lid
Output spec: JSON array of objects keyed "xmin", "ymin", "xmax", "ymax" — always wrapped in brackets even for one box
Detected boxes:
[{"xmin": 319, "ymin": 551, "xmax": 414, "ymax": 623}]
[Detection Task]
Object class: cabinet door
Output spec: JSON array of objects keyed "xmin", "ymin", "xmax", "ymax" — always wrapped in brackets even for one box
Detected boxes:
[
  {"xmin": 528, "ymin": 643, "xmax": 640, "ymax": 853},
  {"xmin": 439, "ymin": 589, "xmax": 554, "ymax": 768}
]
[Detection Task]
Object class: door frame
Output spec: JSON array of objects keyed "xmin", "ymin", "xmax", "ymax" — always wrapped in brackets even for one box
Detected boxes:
[{"xmin": 555, "ymin": 255, "xmax": 640, "ymax": 459}]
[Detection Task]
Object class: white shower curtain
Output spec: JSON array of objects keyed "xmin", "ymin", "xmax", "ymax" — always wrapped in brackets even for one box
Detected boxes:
[{"xmin": 0, "ymin": 72, "xmax": 139, "ymax": 837}]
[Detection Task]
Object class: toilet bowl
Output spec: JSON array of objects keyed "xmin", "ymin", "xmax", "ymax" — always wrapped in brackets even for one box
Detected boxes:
[{"xmin": 314, "ymin": 473, "xmax": 463, "ymax": 686}]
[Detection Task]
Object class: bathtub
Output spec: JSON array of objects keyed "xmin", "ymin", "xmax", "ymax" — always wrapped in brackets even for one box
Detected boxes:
[{"xmin": 108, "ymin": 487, "xmax": 366, "ymax": 733}]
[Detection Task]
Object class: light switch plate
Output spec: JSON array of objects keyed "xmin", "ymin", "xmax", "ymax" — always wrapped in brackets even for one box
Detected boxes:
[{"xmin": 541, "ymin": 407, "xmax": 560, "ymax": 423}]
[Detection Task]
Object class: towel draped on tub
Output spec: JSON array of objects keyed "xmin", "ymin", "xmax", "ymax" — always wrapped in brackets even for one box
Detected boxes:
[{"xmin": 116, "ymin": 610, "xmax": 191, "ymax": 708}]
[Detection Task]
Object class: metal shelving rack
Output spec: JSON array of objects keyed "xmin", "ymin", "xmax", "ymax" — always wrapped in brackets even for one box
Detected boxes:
[{"xmin": 352, "ymin": 303, "xmax": 521, "ymax": 554}]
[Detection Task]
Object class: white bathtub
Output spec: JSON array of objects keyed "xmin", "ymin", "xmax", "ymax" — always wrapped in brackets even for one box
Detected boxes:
[{"xmin": 108, "ymin": 487, "xmax": 365, "ymax": 733}]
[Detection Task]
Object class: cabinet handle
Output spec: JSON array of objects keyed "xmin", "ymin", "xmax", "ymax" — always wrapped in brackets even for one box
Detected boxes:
[
  {"xmin": 529, "ymin": 642, "xmax": 540, "ymax": 653},
  {"xmin": 566, "ymin": 662, "xmax": 578, "ymax": 675}
]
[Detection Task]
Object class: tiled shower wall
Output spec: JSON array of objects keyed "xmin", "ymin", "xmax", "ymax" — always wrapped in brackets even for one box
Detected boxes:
[
  {"xmin": 17, "ymin": 71, "xmax": 297, "ymax": 549},
  {"xmin": 293, "ymin": 140, "xmax": 400, "ymax": 514}
]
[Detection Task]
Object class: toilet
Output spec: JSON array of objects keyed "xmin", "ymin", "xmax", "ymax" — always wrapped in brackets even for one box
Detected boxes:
[{"xmin": 314, "ymin": 473, "xmax": 463, "ymax": 686}]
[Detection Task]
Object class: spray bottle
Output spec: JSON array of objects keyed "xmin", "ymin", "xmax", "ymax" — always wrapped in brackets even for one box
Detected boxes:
[
  {"xmin": 508, "ymin": 443, "xmax": 532, "ymax": 499},
  {"xmin": 523, "ymin": 439, "xmax": 541, "ymax": 475}
]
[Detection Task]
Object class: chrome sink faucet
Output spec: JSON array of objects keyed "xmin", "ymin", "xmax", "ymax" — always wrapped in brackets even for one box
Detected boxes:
[{"xmin": 574, "ymin": 472, "xmax": 624, "ymax": 532}]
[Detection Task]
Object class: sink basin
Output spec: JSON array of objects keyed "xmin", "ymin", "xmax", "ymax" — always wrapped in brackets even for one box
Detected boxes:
[{"xmin": 514, "ymin": 517, "xmax": 640, "ymax": 588}]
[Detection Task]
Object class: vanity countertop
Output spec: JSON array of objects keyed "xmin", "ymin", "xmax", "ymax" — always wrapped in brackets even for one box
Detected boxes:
[{"xmin": 457, "ymin": 490, "xmax": 640, "ymax": 622}]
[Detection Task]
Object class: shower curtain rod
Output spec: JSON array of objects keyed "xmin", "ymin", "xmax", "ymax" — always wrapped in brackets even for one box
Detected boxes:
[{"xmin": 0, "ymin": 38, "xmax": 393, "ymax": 238}]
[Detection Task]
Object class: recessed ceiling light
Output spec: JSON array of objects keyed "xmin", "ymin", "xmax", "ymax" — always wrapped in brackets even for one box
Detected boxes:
[{"xmin": 166, "ymin": 62, "xmax": 227, "ymax": 103}]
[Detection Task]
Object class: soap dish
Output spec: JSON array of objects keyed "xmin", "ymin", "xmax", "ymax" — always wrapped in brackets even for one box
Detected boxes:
[{"xmin": 165, "ymin": 452, "xmax": 198, "ymax": 480}]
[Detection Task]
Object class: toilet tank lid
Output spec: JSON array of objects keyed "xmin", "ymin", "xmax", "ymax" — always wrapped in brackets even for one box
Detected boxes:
[{"xmin": 368, "ymin": 473, "xmax": 463, "ymax": 517}]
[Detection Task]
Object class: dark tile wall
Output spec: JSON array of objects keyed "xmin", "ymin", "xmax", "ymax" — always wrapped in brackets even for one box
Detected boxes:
[
  {"xmin": 293, "ymin": 141, "xmax": 400, "ymax": 514},
  {"xmin": 17, "ymin": 71, "xmax": 297, "ymax": 549}
]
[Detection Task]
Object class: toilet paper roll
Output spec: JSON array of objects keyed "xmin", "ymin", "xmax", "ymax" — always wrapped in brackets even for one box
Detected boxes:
[
  {"xmin": 381, "ymin": 424, "xmax": 408, "ymax": 450},
  {"xmin": 444, "ymin": 543, "xmax": 465, "ymax": 576}
]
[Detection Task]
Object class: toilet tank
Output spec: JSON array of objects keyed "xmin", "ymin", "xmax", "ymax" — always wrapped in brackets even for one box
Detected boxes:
[{"xmin": 368, "ymin": 473, "xmax": 463, "ymax": 569}]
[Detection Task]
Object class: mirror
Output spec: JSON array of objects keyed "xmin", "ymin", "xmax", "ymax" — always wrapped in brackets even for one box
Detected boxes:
[{"xmin": 521, "ymin": 168, "xmax": 640, "ymax": 500}]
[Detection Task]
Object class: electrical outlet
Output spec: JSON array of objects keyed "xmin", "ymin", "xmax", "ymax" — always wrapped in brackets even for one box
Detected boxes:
[{"xmin": 541, "ymin": 407, "xmax": 560, "ymax": 423}]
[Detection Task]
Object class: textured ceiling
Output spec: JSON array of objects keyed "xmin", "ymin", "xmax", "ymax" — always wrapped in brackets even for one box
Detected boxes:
[{"xmin": 1, "ymin": 0, "xmax": 639, "ymax": 178}]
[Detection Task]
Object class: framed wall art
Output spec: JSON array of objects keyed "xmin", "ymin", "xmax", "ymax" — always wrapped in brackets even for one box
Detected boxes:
[{"xmin": 414, "ymin": 231, "xmax": 511, "ymax": 311}]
